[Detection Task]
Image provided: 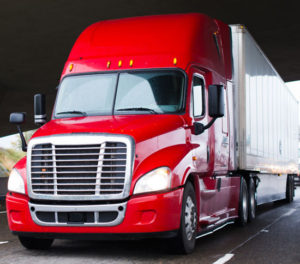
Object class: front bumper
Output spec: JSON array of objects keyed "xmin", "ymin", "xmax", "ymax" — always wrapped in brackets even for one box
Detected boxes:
[{"xmin": 6, "ymin": 188, "xmax": 183, "ymax": 237}]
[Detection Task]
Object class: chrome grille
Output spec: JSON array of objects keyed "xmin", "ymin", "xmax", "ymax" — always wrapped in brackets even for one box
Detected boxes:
[{"xmin": 28, "ymin": 134, "xmax": 133, "ymax": 200}]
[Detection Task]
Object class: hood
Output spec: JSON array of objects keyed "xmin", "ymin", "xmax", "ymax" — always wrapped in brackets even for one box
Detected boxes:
[{"xmin": 32, "ymin": 114, "xmax": 186, "ymax": 143}]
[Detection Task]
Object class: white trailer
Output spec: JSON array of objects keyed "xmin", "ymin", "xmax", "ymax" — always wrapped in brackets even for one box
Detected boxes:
[{"xmin": 230, "ymin": 25, "xmax": 298, "ymax": 203}]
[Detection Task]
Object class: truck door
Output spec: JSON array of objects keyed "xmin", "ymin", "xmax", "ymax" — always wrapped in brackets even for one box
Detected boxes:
[
  {"xmin": 213, "ymin": 84, "xmax": 231, "ymax": 215},
  {"xmin": 189, "ymin": 69, "xmax": 218, "ymax": 221},
  {"xmin": 214, "ymin": 85, "xmax": 229, "ymax": 171}
]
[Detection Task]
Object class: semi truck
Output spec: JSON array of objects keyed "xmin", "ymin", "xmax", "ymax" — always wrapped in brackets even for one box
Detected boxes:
[{"xmin": 6, "ymin": 13, "xmax": 298, "ymax": 254}]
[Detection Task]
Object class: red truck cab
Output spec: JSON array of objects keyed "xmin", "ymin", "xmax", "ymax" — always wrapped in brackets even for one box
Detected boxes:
[{"xmin": 6, "ymin": 13, "xmax": 247, "ymax": 254}]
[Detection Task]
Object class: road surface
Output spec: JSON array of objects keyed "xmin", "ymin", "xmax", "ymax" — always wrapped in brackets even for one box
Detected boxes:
[{"xmin": 1, "ymin": 190, "xmax": 300, "ymax": 264}]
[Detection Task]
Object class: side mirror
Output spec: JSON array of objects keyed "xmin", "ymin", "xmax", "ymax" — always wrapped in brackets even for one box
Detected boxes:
[
  {"xmin": 9, "ymin": 112, "xmax": 27, "ymax": 152},
  {"xmin": 208, "ymin": 84, "xmax": 225, "ymax": 118},
  {"xmin": 34, "ymin": 94, "xmax": 46, "ymax": 125},
  {"xmin": 9, "ymin": 112, "xmax": 26, "ymax": 125},
  {"xmin": 193, "ymin": 84, "xmax": 225, "ymax": 135}
]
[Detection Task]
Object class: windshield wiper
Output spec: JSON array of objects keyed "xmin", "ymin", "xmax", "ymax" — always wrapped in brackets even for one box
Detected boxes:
[
  {"xmin": 116, "ymin": 107, "xmax": 158, "ymax": 114},
  {"xmin": 56, "ymin": 110, "xmax": 87, "ymax": 116}
]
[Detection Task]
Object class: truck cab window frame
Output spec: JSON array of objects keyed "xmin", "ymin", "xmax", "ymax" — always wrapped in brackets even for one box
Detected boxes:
[
  {"xmin": 53, "ymin": 69, "xmax": 187, "ymax": 119},
  {"xmin": 192, "ymin": 75, "xmax": 205, "ymax": 118}
]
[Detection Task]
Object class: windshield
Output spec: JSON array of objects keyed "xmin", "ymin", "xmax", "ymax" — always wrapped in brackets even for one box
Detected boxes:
[{"xmin": 54, "ymin": 70, "xmax": 185, "ymax": 118}]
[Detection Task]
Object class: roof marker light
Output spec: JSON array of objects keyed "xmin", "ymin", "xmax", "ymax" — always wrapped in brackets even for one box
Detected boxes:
[
  {"xmin": 118, "ymin": 60, "xmax": 122, "ymax": 67},
  {"xmin": 107, "ymin": 61, "xmax": 111, "ymax": 68},
  {"xmin": 173, "ymin": 58, "xmax": 177, "ymax": 65},
  {"xmin": 69, "ymin": 64, "xmax": 74, "ymax": 72},
  {"xmin": 129, "ymin": 59, "xmax": 133, "ymax": 67}
]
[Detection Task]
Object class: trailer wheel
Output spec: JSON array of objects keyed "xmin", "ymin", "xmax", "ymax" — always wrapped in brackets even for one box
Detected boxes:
[
  {"xmin": 18, "ymin": 236, "xmax": 53, "ymax": 250},
  {"xmin": 285, "ymin": 175, "xmax": 294, "ymax": 203},
  {"xmin": 236, "ymin": 177, "xmax": 248, "ymax": 226},
  {"xmin": 171, "ymin": 181, "xmax": 197, "ymax": 254},
  {"xmin": 248, "ymin": 177, "xmax": 256, "ymax": 222}
]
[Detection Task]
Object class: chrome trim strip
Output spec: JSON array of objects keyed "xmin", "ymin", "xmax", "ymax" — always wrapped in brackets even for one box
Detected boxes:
[
  {"xmin": 27, "ymin": 133, "xmax": 135, "ymax": 201},
  {"xmin": 29, "ymin": 201, "xmax": 127, "ymax": 227},
  {"xmin": 35, "ymin": 114, "xmax": 47, "ymax": 118},
  {"xmin": 196, "ymin": 221, "xmax": 234, "ymax": 239}
]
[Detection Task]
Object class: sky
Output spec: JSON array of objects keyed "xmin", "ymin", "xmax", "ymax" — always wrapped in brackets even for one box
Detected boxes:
[{"xmin": 0, "ymin": 81, "xmax": 300, "ymax": 150}]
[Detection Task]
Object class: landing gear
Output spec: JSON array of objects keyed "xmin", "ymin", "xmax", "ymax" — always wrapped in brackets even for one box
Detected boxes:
[
  {"xmin": 236, "ymin": 177, "xmax": 248, "ymax": 226},
  {"xmin": 171, "ymin": 181, "xmax": 197, "ymax": 254},
  {"xmin": 285, "ymin": 174, "xmax": 294, "ymax": 203},
  {"xmin": 18, "ymin": 236, "xmax": 54, "ymax": 250}
]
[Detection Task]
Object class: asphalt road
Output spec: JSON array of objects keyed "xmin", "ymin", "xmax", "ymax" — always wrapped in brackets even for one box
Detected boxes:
[{"xmin": 1, "ymin": 190, "xmax": 300, "ymax": 264}]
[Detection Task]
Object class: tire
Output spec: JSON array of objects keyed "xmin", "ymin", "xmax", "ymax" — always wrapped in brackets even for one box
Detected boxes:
[
  {"xmin": 248, "ymin": 177, "xmax": 257, "ymax": 222},
  {"xmin": 171, "ymin": 182, "xmax": 197, "ymax": 254},
  {"xmin": 236, "ymin": 177, "xmax": 248, "ymax": 226},
  {"xmin": 18, "ymin": 236, "xmax": 54, "ymax": 250},
  {"xmin": 285, "ymin": 175, "xmax": 294, "ymax": 203}
]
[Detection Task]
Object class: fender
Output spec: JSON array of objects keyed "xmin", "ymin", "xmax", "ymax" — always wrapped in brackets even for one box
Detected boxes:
[{"xmin": 130, "ymin": 144, "xmax": 197, "ymax": 195}]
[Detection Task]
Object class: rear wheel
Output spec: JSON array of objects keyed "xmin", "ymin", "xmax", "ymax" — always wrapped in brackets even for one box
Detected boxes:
[
  {"xmin": 18, "ymin": 236, "xmax": 54, "ymax": 250},
  {"xmin": 285, "ymin": 175, "xmax": 294, "ymax": 203},
  {"xmin": 236, "ymin": 177, "xmax": 248, "ymax": 226},
  {"xmin": 248, "ymin": 177, "xmax": 257, "ymax": 222},
  {"xmin": 171, "ymin": 181, "xmax": 197, "ymax": 254}
]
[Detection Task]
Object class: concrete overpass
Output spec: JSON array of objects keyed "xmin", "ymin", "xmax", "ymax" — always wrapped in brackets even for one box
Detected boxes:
[{"xmin": 0, "ymin": 0, "xmax": 299, "ymax": 136}]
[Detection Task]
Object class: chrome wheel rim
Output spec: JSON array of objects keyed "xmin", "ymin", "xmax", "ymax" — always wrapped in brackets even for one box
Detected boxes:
[{"xmin": 185, "ymin": 196, "xmax": 196, "ymax": 241}]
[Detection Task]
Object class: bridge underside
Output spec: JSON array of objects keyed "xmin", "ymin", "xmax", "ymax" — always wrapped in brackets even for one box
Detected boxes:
[{"xmin": 0, "ymin": 0, "xmax": 299, "ymax": 136}]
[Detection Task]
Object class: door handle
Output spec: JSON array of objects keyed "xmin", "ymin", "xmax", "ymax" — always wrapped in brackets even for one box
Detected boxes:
[{"xmin": 222, "ymin": 136, "xmax": 229, "ymax": 146}]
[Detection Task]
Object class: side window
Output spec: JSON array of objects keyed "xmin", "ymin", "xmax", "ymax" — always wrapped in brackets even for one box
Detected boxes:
[{"xmin": 192, "ymin": 76, "xmax": 205, "ymax": 117}]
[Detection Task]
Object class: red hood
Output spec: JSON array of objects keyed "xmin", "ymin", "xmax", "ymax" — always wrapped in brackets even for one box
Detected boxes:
[{"xmin": 32, "ymin": 115, "xmax": 186, "ymax": 143}]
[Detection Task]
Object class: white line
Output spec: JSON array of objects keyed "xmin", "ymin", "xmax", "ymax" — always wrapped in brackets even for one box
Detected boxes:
[
  {"xmin": 211, "ymin": 208, "xmax": 297, "ymax": 264},
  {"xmin": 229, "ymin": 208, "xmax": 296, "ymax": 254},
  {"xmin": 0, "ymin": 211, "xmax": 7, "ymax": 214},
  {"xmin": 213, "ymin": 254, "xmax": 234, "ymax": 264},
  {"xmin": 282, "ymin": 208, "xmax": 296, "ymax": 217},
  {"xmin": 0, "ymin": 241, "xmax": 8, "ymax": 245}
]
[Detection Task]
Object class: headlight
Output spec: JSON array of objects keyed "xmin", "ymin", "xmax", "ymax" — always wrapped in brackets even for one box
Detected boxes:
[
  {"xmin": 8, "ymin": 168, "xmax": 25, "ymax": 194},
  {"xmin": 133, "ymin": 167, "xmax": 172, "ymax": 195}
]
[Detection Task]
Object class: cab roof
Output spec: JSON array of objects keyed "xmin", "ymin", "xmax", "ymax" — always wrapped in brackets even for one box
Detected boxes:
[{"xmin": 63, "ymin": 13, "xmax": 231, "ymax": 79}]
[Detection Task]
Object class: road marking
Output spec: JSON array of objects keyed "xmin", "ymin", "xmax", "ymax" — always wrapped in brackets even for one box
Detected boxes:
[
  {"xmin": 212, "ymin": 208, "xmax": 296, "ymax": 264},
  {"xmin": 261, "ymin": 229, "xmax": 269, "ymax": 233},
  {"xmin": 213, "ymin": 254, "xmax": 234, "ymax": 264},
  {"xmin": 282, "ymin": 208, "xmax": 296, "ymax": 217},
  {"xmin": 0, "ymin": 241, "xmax": 8, "ymax": 245},
  {"xmin": 229, "ymin": 208, "xmax": 296, "ymax": 254},
  {"xmin": 0, "ymin": 211, "xmax": 7, "ymax": 214}
]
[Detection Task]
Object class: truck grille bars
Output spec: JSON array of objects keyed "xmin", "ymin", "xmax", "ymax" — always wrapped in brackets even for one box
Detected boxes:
[{"xmin": 27, "ymin": 134, "xmax": 134, "ymax": 201}]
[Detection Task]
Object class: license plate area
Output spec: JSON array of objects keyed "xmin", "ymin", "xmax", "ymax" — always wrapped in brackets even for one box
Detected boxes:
[
  {"xmin": 29, "ymin": 201, "xmax": 127, "ymax": 226},
  {"xmin": 67, "ymin": 212, "xmax": 86, "ymax": 224}
]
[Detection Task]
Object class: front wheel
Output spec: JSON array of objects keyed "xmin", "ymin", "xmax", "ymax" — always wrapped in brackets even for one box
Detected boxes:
[
  {"xmin": 18, "ymin": 236, "xmax": 54, "ymax": 250},
  {"xmin": 171, "ymin": 182, "xmax": 197, "ymax": 254}
]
